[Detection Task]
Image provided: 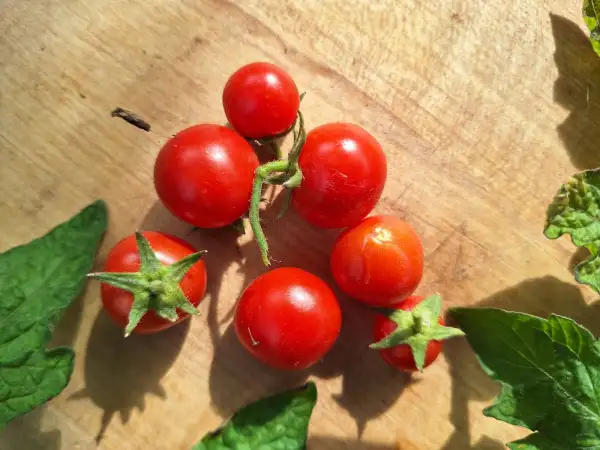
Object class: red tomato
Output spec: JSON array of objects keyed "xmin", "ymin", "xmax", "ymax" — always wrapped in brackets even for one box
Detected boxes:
[
  {"xmin": 101, "ymin": 232, "xmax": 207, "ymax": 334},
  {"xmin": 223, "ymin": 62, "xmax": 300, "ymax": 138},
  {"xmin": 234, "ymin": 268, "xmax": 342, "ymax": 370},
  {"xmin": 291, "ymin": 123, "xmax": 387, "ymax": 229},
  {"xmin": 330, "ymin": 215, "xmax": 423, "ymax": 306},
  {"xmin": 373, "ymin": 296, "xmax": 443, "ymax": 372},
  {"xmin": 154, "ymin": 124, "xmax": 259, "ymax": 228}
]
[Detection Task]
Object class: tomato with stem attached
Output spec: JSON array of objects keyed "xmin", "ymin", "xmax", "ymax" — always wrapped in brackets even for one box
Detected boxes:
[
  {"xmin": 330, "ymin": 215, "xmax": 423, "ymax": 307},
  {"xmin": 234, "ymin": 268, "xmax": 342, "ymax": 370},
  {"xmin": 154, "ymin": 124, "xmax": 259, "ymax": 229},
  {"xmin": 248, "ymin": 119, "xmax": 387, "ymax": 265},
  {"xmin": 223, "ymin": 62, "xmax": 300, "ymax": 139},
  {"xmin": 89, "ymin": 232, "xmax": 207, "ymax": 336},
  {"xmin": 371, "ymin": 294, "xmax": 464, "ymax": 372}
]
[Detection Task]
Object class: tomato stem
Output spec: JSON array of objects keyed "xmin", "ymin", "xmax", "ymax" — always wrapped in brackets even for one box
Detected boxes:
[
  {"xmin": 249, "ymin": 160, "xmax": 291, "ymax": 265},
  {"xmin": 248, "ymin": 110, "xmax": 307, "ymax": 266}
]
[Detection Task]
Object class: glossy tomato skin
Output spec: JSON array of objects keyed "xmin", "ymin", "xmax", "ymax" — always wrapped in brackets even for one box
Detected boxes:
[
  {"xmin": 154, "ymin": 124, "xmax": 259, "ymax": 228},
  {"xmin": 101, "ymin": 232, "xmax": 207, "ymax": 334},
  {"xmin": 292, "ymin": 123, "xmax": 387, "ymax": 229},
  {"xmin": 330, "ymin": 215, "xmax": 423, "ymax": 307},
  {"xmin": 234, "ymin": 268, "xmax": 342, "ymax": 370},
  {"xmin": 223, "ymin": 62, "xmax": 300, "ymax": 138},
  {"xmin": 374, "ymin": 296, "xmax": 443, "ymax": 372}
]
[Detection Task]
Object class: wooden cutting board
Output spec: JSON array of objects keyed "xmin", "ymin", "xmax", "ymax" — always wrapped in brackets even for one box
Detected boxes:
[{"xmin": 1, "ymin": 0, "xmax": 597, "ymax": 448}]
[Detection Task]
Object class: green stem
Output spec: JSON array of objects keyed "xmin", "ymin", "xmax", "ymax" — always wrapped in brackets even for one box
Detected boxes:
[{"xmin": 249, "ymin": 159, "xmax": 291, "ymax": 265}]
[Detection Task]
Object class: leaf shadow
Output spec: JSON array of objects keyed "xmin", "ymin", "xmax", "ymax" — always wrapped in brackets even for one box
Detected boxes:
[
  {"xmin": 440, "ymin": 275, "xmax": 600, "ymax": 449},
  {"xmin": 70, "ymin": 309, "xmax": 189, "ymax": 443},
  {"xmin": 206, "ymin": 189, "xmax": 412, "ymax": 439},
  {"xmin": 552, "ymin": 13, "xmax": 600, "ymax": 170}
]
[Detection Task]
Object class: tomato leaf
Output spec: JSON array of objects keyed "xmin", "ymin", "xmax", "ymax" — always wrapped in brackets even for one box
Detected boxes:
[
  {"xmin": 584, "ymin": 0, "xmax": 600, "ymax": 56},
  {"xmin": 451, "ymin": 307, "xmax": 600, "ymax": 450},
  {"xmin": 192, "ymin": 382, "xmax": 317, "ymax": 449},
  {"xmin": 544, "ymin": 169, "xmax": 600, "ymax": 293},
  {"xmin": 0, "ymin": 200, "xmax": 107, "ymax": 429}
]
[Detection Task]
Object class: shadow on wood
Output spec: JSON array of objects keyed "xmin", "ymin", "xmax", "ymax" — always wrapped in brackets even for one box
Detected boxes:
[
  {"xmin": 70, "ymin": 310, "xmax": 189, "ymax": 443},
  {"xmin": 552, "ymin": 13, "xmax": 600, "ymax": 170},
  {"xmin": 440, "ymin": 275, "xmax": 599, "ymax": 449},
  {"xmin": 206, "ymin": 189, "xmax": 411, "ymax": 438},
  {"xmin": 0, "ymin": 408, "xmax": 61, "ymax": 450}
]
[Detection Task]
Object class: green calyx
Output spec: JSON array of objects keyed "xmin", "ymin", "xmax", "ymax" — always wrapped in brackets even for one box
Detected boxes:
[
  {"xmin": 370, "ymin": 294, "xmax": 465, "ymax": 371},
  {"xmin": 88, "ymin": 232, "xmax": 206, "ymax": 337},
  {"xmin": 249, "ymin": 109, "xmax": 307, "ymax": 266}
]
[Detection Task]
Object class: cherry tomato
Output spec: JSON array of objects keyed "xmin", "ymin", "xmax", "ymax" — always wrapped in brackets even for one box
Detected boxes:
[
  {"xmin": 234, "ymin": 267, "xmax": 342, "ymax": 370},
  {"xmin": 101, "ymin": 232, "xmax": 207, "ymax": 334},
  {"xmin": 330, "ymin": 215, "xmax": 423, "ymax": 306},
  {"xmin": 154, "ymin": 124, "xmax": 259, "ymax": 228},
  {"xmin": 374, "ymin": 296, "xmax": 443, "ymax": 372},
  {"xmin": 223, "ymin": 62, "xmax": 300, "ymax": 138},
  {"xmin": 291, "ymin": 123, "xmax": 387, "ymax": 229}
]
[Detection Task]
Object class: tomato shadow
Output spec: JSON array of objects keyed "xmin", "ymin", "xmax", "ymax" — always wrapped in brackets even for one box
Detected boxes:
[
  {"xmin": 439, "ymin": 275, "xmax": 600, "ymax": 449},
  {"xmin": 207, "ymin": 190, "xmax": 413, "ymax": 438},
  {"xmin": 223, "ymin": 121, "xmax": 287, "ymax": 164},
  {"xmin": 70, "ymin": 309, "xmax": 189, "ymax": 443},
  {"xmin": 552, "ymin": 13, "xmax": 600, "ymax": 170},
  {"xmin": 310, "ymin": 301, "xmax": 415, "ymax": 437}
]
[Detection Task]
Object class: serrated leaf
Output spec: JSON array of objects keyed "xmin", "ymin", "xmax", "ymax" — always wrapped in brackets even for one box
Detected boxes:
[
  {"xmin": 192, "ymin": 382, "xmax": 317, "ymax": 449},
  {"xmin": 452, "ymin": 307, "xmax": 600, "ymax": 450},
  {"xmin": 544, "ymin": 169, "xmax": 600, "ymax": 292},
  {"xmin": 584, "ymin": 0, "xmax": 600, "ymax": 56},
  {"xmin": 0, "ymin": 200, "xmax": 107, "ymax": 429}
]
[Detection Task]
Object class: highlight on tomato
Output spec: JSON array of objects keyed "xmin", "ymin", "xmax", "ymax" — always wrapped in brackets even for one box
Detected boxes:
[
  {"xmin": 154, "ymin": 124, "xmax": 259, "ymax": 229},
  {"xmin": 88, "ymin": 231, "xmax": 207, "ymax": 336},
  {"xmin": 330, "ymin": 215, "xmax": 423, "ymax": 307},
  {"xmin": 234, "ymin": 267, "xmax": 342, "ymax": 370},
  {"xmin": 371, "ymin": 294, "xmax": 464, "ymax": 372}
]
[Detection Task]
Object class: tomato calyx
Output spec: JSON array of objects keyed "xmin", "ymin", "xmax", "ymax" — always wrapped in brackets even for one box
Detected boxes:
[
  {"xmin": 370, "ymin": 294, "xmax": 464, "ymax": 371},
  {"xmin": 88, "ymin": 232, "xmax": 206, "ymax": 337},
  {"xmin": 249, "ymin": 111, "xmax": 307, "ymax": 266}
]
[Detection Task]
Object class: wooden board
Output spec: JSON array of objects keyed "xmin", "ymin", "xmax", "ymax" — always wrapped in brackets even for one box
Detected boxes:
[{"xmin": 1, "ymin": 0, "xmax": 598, "ymax": 448}]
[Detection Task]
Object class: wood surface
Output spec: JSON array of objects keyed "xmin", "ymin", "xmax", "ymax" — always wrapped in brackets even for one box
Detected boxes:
[{"xmin": 0, "ymin": 0, "xmax": 598, "ymax": 448}]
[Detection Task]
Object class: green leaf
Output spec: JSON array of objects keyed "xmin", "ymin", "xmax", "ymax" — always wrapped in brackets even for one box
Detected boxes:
[
  {"xmin": 544, "ymin": 169, "xmax": 600, "ymax": 293},
  {"xmin": 0, "ymin": 200, "xmax": 107, "ymax": 429},
  {"xmin": 584, "ymin": 0, "xmax": 600, "ymax": 57},
  {"xmin": 452, "ymin": 307, "xmax": 600, "ymax": 450},
  {"xmin": 192, "ymin": 382, "xmax": 317, "ymax": 449}
]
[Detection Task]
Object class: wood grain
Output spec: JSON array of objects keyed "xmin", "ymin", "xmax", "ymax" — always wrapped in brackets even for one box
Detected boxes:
[{"xmin": 0, "ymin": 0, "xmax": 598, "ymax": 448}]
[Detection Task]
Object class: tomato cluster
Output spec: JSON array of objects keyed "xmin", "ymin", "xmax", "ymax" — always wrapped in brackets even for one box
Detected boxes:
[{"xmin": 94, "ymin": 62, "xmax": 463, "ymax": 374}]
